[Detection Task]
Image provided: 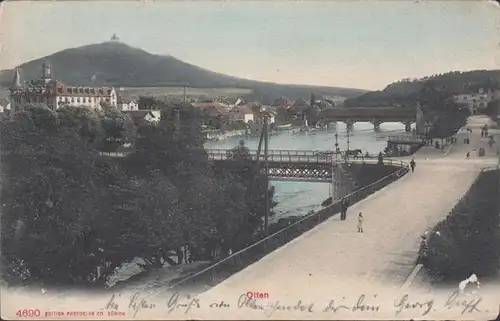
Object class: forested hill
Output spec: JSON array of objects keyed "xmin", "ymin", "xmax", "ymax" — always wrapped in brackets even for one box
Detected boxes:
[
  {"xmin": 345, "ymin": 70, "xmax": 500, "ymax": 107},
  {"xmin": 0, "ymin": 41, "xmax": 367, "ymax": 103}
]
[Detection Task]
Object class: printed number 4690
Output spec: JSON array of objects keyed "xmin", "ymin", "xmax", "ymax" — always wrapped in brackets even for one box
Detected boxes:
[{"xmin": 16, "ymin": 309, "xmax": 41, "ymax": 318}]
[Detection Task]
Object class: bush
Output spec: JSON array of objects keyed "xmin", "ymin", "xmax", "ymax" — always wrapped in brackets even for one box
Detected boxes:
[{"xmin": 423, "ymin": 170, "xmax": 500, "ymax": 282}]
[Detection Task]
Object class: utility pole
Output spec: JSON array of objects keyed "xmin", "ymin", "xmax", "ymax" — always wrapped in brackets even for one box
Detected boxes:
[
  {"xmin": 263, "ymin": 114, "xmax": 269, "ymax": 236},
  {"xmin": 331, "ymin": 131, "xmax": 340, "ymax": 201},
  {"xmin": 346, "ymin": 126, "xmax": 351, "ymax": 153},
  {"xmin": 175, "ymin": 108, "xmax": 181, "ymax": 131}
]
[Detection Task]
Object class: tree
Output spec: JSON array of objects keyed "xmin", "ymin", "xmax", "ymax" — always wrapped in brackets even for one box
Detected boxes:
[
  {"xmin": 1, "ymin": 105, "xmax": 121, "ymax": 285},
  {"xmin": 224, "ymin": 140, "xmax": 277, "ymax": 246},
  {"xmin": 1, "ymin": 105, "xmax": 175, "ymax": 285},
  {"xmin": 99, "ymin": 103, "xmax": 137, "ymax": 151},
  {"xmin": 485, "ymin": 99, "xmax": 499, "ymax": 121}
]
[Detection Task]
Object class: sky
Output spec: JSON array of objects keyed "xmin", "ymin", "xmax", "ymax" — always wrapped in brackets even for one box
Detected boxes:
[{"xmin": 0, "ymin": 0, "xmax": 499, "ymax": 90}]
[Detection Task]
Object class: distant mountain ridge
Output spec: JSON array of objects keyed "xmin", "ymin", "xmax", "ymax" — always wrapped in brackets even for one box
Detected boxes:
[
  {"xmin": 0, "ymin": 41, "xmax": 368, "ymax": 103},
  {"xmin": 345, "ymin": 70, "xmax": 500, "ymax": 107}
]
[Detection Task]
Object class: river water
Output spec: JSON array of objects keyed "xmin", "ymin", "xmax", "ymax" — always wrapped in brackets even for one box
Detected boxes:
[{"xmin": 205, "ymin": 122, "xmax": 414, "ymax": 221}]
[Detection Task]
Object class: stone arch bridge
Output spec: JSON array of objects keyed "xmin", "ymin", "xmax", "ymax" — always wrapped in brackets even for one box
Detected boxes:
[{"xmin": 318, "ymin": 107, "xmax": 418, "ymax": 132}]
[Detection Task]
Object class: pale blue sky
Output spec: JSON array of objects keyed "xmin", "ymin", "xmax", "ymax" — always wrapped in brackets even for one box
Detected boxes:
[{"xmin": 0, "ymin": 0, "xmax": 499, "ymax": 90}]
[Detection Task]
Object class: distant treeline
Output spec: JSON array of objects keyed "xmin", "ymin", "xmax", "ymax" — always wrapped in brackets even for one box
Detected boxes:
[{"xmin": 345, "ymin": 70, "xmax": 500, "ymax": 108}]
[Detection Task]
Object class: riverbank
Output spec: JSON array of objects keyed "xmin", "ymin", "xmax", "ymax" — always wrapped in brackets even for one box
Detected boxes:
[{"xmin": 203, "ymin": 129, "xmax": 246, "ymax": 141}]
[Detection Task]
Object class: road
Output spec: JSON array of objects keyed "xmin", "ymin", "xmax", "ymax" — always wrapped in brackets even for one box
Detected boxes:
[{"xmin": 174, "ymin": 116, "xmax": 500, "ymax": 320}]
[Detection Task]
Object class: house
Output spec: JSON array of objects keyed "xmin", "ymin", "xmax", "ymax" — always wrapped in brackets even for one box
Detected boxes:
[
  {"xmin": 248, "ymin": 105, "xmax": 276, "ymax": 125},
  {"xmin": 453, "ymin": 88, "xmax": 492, "ymax": 114},
  {"xmin": 272, "ymin": 97, "xmax": 293, "ymax": 109},
  {"xmin": 230, "ymin": 105, "xmax": 255, "ymax": 123},
  {"xmin": 9, "ymin": 61, "xmax": 117, "ymax": 113},
  {"xmin": 123, "ymin": 110, "xmax": 161, "ymax": 125},
  {"xmin": 118, "ymin": 98, "xmax": 139, "ymax": 111},
  {"xmin": 191, "ymin": 102, "xmax": 228, "ymax": 128}
]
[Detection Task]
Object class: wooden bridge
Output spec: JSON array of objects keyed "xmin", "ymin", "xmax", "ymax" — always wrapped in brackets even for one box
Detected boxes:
[
  {"xmin": 206, "ymin": 149, "xmax": 405, "ymax": 182},
  {"xmin": 319, "ymin": 107, "xmax": 416, "ymax": 131}
]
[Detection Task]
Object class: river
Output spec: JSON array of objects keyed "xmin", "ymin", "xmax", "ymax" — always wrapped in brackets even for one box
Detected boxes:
[{"xmin": 205, "ymin": 122, "xmax": 414, "ymax": 221}]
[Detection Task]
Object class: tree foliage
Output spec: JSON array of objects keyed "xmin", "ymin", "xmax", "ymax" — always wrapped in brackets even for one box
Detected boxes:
[
  {"xmin": 424, "ymin": 170, "xmax": 500, "ymax": 281},
  {"xmin": 1, "ymin": 101, "xmax": 276, "ymax": 287},
  {"xmin": 417, "ymin": 86, "xmax": 470, "ymax": 139}
]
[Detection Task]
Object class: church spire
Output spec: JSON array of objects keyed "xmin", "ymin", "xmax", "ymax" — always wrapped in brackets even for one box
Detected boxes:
[
  {"xmin": 11, "ymin": 67, "xmax": 22, "ymax": 89},
  {"xmin": 42, "ymin": 60, "xmax": 52, "ymax": 83}
]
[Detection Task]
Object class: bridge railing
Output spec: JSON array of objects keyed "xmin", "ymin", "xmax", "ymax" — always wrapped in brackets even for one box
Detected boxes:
[
  {"xmin": 387, "ymin": 135, "xmax": 426, "ymax": 142},
  {"xmin": 206, "ymin": 149, "xmax": 382, "ymax": 164},
  {"xmin": 159, "ymin": 158, "xmax": 410, "ymax": 295},
  {"xmin": 99, "ymin": 149, "xmax": 383, "ymax": 163}
]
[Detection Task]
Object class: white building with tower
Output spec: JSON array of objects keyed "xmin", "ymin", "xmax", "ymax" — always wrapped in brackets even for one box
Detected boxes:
[{"xmin": 9, "ymin": 61, "xmax": 117, "ymax": 114}]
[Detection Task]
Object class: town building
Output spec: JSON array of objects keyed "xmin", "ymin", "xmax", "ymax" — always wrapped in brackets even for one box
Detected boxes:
[
  {"xmin": 191, "ymin": 102, "xmax": 228, "ymax": 128},
  {"xmin": 9, "ymin": 61, "xmax": 117, "ymax": 114},
  {"xmin": 117, "ymin": 98, "xmax": 139, "ymax": 111},
  {"xmin": 230, "ymin": 105, "xmax": 255, "ymax": 123},
  {"xmin": 452, "ymin": 88, "xmax": 493, "ymax": 115},
  {"xmin": 124, "ymin": 110, "xmax": 161, "ymax": 125}
]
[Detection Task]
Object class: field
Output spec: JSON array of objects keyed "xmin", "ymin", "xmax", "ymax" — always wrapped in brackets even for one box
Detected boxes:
[{"xmin": 118, "ymin": 87, "xmax": 253, "ymax": 100}]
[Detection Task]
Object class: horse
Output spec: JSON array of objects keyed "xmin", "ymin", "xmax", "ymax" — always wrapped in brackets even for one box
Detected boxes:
[{"xmin": 344, "ymin": 149, "xmax": 363, "ymax": 159}]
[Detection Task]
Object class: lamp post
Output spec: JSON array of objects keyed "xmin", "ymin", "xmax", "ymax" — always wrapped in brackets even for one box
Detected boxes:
[{"xmin": 263, "ymin": 113, "xmax": 269, "ymax": 237}]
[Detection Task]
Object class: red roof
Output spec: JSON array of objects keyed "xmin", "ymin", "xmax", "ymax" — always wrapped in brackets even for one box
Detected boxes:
[{"xmin": 235, "ymin": 104, "xmax": 254, "ymax": 114}]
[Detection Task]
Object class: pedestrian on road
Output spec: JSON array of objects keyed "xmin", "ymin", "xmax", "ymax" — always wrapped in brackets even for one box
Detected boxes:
[
  {"xmin": 466, "ymin": 152, "xmax": 470, "ymax": 159},
  {"xmin": 340, "ymin": 198, "xmax": 349, "ymax": 221},
  {"xmin": 410, "ymin": 159, "xmax": 416, "ymax": 172},
  {"xmin": 418, "ymin": 235, "xmax": 428, "ymax": 264},
  {"xmin": 357, "ymin": 212, "xmax": 363, "ymax": 233}
]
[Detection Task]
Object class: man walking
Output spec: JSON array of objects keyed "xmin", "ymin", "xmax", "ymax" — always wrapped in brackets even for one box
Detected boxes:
[
  {"xmin": 340, "ymin": 197, "xmax": 349, "ymax": 221},
  {"xmin": 410, "ymin": 158, "xmax": 416, "ymax": 173}
]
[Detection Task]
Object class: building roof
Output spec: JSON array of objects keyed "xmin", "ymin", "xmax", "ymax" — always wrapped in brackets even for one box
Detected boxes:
[
  {"xmin": 55, "ymin": 83, "xmax": 115, "ymax": 97},
  {"xmin": 191, "ymin": 102, "xmax": 227, "ymax": 115},
  {"xmin": 10, "ymin": 63, "xmax": 115, "ymax": 98},
  {"xmin": 123, "ymin": 110, "xmax": 160, "ymax": 122},
  {"xmin": 272, "ymin": 97, "xmax": 292, "ymax": 107},
  {"xmin": 293, "ymin": 97, "xmax": 310, "ymax": 107},
  {"xmin": 235, "ymin": 105, "xmax": 254, "ymax": 114},
  {"xmin": 117, "ymin": 97, "xmax": 136, "ymax": 104}
]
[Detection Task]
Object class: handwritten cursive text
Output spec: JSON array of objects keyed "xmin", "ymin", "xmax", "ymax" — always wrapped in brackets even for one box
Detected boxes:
[
  {"xmin": 393, "ymin": 294, "xmax": 434, "ymax": 316},
  {"xmin": 444, "ymin": 291, "xmax": 482, "ymax": 314}
]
